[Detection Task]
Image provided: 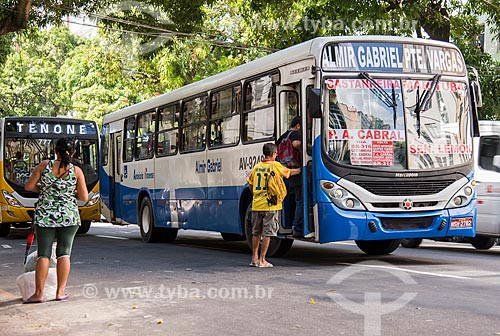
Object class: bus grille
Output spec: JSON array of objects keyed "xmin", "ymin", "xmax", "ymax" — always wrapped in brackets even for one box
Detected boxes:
[
  {"xmin": 356, "ymin": 180, "xmax": 455, "ymax": 196},
  {"xmin": 380, "ymin": 216, "xmax": 434, "ymax": 231}
]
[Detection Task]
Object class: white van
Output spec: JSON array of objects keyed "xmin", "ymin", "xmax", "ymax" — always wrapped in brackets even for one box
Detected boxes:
[
  {"xmin": 402, "ymin": 120, "xmax": 500, "ymax": 249},
  {"xmin": 473, "ymin": 120, "xmax": 500, "ymax": 248}
]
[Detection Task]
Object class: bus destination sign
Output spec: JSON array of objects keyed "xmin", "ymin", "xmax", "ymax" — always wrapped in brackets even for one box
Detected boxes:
[
  {"xmin": 6, "ymin": 120, "xmax": 97, "ymax": 135},
  {"xmin": 322, "ymin": 42, "xmax": 465, "ymax": 76}
]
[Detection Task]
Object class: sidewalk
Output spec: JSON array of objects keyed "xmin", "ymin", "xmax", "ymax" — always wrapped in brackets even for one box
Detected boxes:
[{"xmin": 0, "ymin": 287, "xmax": 170, "ymax": 336}]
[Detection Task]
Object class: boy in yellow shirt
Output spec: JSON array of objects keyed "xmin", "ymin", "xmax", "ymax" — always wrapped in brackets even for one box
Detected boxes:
[{"xmin": 247, "ymin": 143, "xmax": 300, "ymax": 268}]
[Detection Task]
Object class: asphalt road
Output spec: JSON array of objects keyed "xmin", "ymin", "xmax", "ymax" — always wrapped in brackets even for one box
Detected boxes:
[{"xmin": 1, "ymin": 223, "xmax": 500, "ymax": 336}]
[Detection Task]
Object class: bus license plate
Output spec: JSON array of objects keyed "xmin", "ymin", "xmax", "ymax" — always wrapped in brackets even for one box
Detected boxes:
[{"xmin": 451, "ymin": 217, "xmax": 473, "ymax": 228}]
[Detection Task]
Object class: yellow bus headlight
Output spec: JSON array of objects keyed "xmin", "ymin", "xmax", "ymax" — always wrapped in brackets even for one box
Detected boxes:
[
  {"xmin": 2, "ymin": 190, "xmax": 22, "ymax": 207},
  {"xmin": 85, "ymin": 193, "xmax": 100, "ymax": 207}
]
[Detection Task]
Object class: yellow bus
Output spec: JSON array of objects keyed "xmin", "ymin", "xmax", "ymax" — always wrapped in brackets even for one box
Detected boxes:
[{"xmin": 0, "ymin": 117, "xmax": 100, "ymax": 236}]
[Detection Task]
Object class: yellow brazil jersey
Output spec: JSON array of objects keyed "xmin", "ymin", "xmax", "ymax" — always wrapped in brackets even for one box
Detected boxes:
[{"xmin": 247, "ymin": 160, "xmax": 291, "ymax": 211}]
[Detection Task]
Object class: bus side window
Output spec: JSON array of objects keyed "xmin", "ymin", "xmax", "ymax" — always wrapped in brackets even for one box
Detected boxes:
[
  {"xmin": 123, "ymin": 116, "xmax": 136, "ymax": 162},
  {"xmin": 209, "ymin": 85, "xmax": 240, "ymax": 148},
  {"xmin": 242, "ymin": 73, "xmax": 277, "ymax": 142},
  {"xmin": 181, "ymin": 96, "xmax": 207, "ymax": 152},
  {"xmin": 157, "ymin": 104, "xmax": 179, "ymax": 156},
  {"xmin": 135, "ymin": 110, "xmax": 155, "ymax": 160}
]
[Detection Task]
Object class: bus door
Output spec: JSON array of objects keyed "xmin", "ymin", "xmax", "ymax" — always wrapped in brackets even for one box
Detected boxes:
[
  {"xmin": 109, "ymin": 132, "xmax": 123, "ymax": 224},
  {"xmin": 276, "ymin": 85, "xmax": 300, "ymax": 232},
  {"xmin": 302, "ymin": 79, "xmax": 317, "ymax": 238}
]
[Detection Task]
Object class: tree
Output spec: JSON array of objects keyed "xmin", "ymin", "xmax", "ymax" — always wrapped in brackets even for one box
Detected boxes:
[
  {"xmin": 57, "ymin": 31, "xmax": 171, "ymax": 123},
  {"xmin": 451, "ymin": 7, "xmax": 500, "ymax": 119},
  {"xmin": 0, "ymin": 0, "xmax": 213, "ymax": 37},
  {"xmin": 0, "ymin": 26, "xmax": 79, "ymax": 117},
  {"xmin": 0, "ymin": 1, "xmax": 110, "ymax": 37},
  {"xmin": 1, "ymin": 0, "xmax": 498, "ymax": 120}
]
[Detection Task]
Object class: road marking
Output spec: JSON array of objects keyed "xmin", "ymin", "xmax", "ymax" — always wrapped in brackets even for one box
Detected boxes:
[
  {"xmin": 95, "ymin": 235, "xmax": 129, "ymax": 240},
  {"xmin": 339, "ymin": 262, "xmax": 472, "ymax": 280},
  {"xmin": 1, "ymin": 245, "xmax": 12, "ymax": 249}
]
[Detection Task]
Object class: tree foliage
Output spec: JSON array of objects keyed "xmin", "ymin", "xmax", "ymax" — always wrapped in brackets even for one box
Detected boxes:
[
  {"xmin": 0, "ymin": 0, "xmax": 498, "ymax": 120},
  {"xmin": 0, "ymin": 0, "xmax": 111, "ymax": 36},
  {"xmin": 0, "ymin": 26, "xmax": 79, "ymax": 117}
]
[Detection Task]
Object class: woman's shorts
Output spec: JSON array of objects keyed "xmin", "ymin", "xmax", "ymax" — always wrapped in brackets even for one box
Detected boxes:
[{"xmin": 35, "ymin": 225, "xmax": 79, "ymax": 259}]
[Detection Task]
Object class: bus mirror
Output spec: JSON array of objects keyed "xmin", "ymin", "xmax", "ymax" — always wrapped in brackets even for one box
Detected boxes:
[
  {"xmin": 471, "ymin": 81, "xmax": 483, "ymax": 110},
  {"xmin": 470, "ymin": 81, "xmax": 481, "ymax": 137},
  {"xmin": 307, "ymin": 88, "xmax": 322, "ymax": 118}
]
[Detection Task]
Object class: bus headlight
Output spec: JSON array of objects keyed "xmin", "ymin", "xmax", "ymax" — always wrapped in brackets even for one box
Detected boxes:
[
  {"xmin": 453, "ymin": 196, "xmax": 463, "ymax": 206},
  {"xmin": 445, "ymin": 180, "xmax": 475, "ymax": 209},
  {"xmin": 320, "ymin": 180, "xmax": 366, "ymax": 211},
  {"xmin": 2, "ymin": 190, "xmax": 22, "ymax": 207},
  {"xmin": 85, "ymin": 193, "xmax": 100, "ymax": 207}
]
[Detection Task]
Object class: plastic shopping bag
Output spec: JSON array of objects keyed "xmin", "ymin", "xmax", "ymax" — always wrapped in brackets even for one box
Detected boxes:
[
  {"xmin": 24, "ymin": 243, "xmax": 57, "ymax": 273},
  {"xmin": 16, "ymin": 268, "xmax": 57, "ymax": 302}
]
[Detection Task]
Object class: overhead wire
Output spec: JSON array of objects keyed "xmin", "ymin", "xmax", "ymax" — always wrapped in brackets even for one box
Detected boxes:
[{"xmin": 0, "ymin": 3, "xmax": 277, "ymax": 52}]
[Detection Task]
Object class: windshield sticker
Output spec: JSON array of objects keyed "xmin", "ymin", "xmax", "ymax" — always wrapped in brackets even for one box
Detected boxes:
[
  {"xmin": 409, "ymin": 143, "xmax": 472, "ymax": 155},
  {"xmin": 329, "ymin": 128, "xmax": 403, "ymax": 166},
  {"xmin": 326, "ymin": 78, "xmax": 465, "ymax": 92},
  {"xmin": 348, "ymin": 139, "xmax": 394, "ymax": 166},
  {"xmin": 329, "ymin": 129, "xmax": 405, "ymax": 141}
]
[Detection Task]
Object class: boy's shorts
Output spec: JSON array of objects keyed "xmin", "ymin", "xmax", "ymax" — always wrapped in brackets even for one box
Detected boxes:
[{"xmin": 251, "ymin": 211, "xmax": 279, "ymax": 237}]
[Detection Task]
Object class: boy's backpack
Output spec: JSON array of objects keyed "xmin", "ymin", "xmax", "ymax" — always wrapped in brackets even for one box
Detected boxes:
[
  {"xmin": 265, "ymin": 162, "xmax": 288, "ymax": 206},
  {"xmin": 277, "ymin": 131, "xmax": 300, "ymax": 168}
]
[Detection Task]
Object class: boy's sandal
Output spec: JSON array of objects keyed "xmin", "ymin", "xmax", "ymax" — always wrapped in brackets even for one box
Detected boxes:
[{"xmin": 257, "ymin": 262, "xmax": 274, "ymax": 268}]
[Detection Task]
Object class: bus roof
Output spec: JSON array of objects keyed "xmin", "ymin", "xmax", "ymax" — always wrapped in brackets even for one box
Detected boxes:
[
  {"xmin": 103, "ymin": 35, "xmax": 463, "ymax": 124},
  {"xmin": 2, "ymin": 116, "xmax": 98, "ymax": 137},
  {"xmin": 2, "ymin": 116, "xmax": 96, "ymax": 124}
]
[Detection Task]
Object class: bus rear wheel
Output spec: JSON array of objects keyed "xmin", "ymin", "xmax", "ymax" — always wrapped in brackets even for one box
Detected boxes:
[
  {"xmin": 77, "ymin": 221, "xmax": 91, "ymax": 234},
  {"xmin": 139, "ymin": 197, "xmax": 178, "ymax": 243},
  {"xmin": 355, "ymin": 239, "xmax": 401, "ymax": 255},
  {"xmin": 0, "ymin": 224, "xmax": 10, "ymax": 237},
  {"xmin": 400, "ymin": 238, "xmax": 423, "ymax": 248},
  {"xmin": 471, "ymin": 236, "xmax": 497, "ymax": 250},
  {"xmin": 243, "ymin": 204, "xmax": 293, "ymax": 258}
]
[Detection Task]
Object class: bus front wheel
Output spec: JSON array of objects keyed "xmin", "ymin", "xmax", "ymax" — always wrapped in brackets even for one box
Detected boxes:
[
  {"xmin": 243, "ymin": 204, "xmax": 293, "ymax": 258},
  {"xmin": 355, "ymin": 239, "xmax": 401, "ymax": 255},
  {"xmin": 77, "ymin": 221, "xmax": 91, "ymax": 234},
  {"xmin": 139, "ymin": 197, "xmax": 178, "ymax": 243},
  {"xmin": 400, "ymin": 238, "xmax": 423, "ymax": 248},
  {"xmin": 0, "ymin": 224, "xmax": 10, "ymax": 237}
]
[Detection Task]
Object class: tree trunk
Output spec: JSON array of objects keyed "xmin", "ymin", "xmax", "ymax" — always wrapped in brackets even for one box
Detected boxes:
[
  {"xmin": 421, "ymin": 19, "xmax": 451, "ymax": 42},
  {"xmin": 419, "ymin": 1, "xmax": 451, "ymax": 42},
  {"xmin": 0, "ymin": 0, "xmax": 33, "ymax": 36}
]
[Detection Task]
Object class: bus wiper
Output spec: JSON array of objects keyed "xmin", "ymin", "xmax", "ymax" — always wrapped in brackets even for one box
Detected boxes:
[
  {"xmin": 414, "ymin": 74, "xmax": 441, "ymax": 137},
  {"xmin": 27, "ymin": 134, "xmax": 48, "ymax": 159},
  {"xmin": 358, "ymin": 72, "xmax": 398, "ymax": 128}
]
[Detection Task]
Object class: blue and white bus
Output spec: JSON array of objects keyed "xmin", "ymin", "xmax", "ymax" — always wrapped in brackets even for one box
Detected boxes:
[{"xmin": 100, "ymin": 36, "xmax": 480, "ymax": 255}]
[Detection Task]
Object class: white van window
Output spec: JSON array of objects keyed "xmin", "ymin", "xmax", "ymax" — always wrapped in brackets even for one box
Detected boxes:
[{"xmin": 479, "ymin": 135, "xmax": 500, "ymax": 172}]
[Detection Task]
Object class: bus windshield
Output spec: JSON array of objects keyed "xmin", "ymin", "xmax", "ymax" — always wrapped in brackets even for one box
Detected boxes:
[
  {"xmin": 324, "ymin": 77, "xmax": 472, "ymax": 170},
  {"xmin": 3, "ymin": 137, "xmax": 99, "ymax": 187}
]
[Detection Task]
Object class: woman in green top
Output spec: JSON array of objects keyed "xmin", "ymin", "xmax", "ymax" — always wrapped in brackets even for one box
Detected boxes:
[{"xmin": 24, "ymin": 137, "xmax": 88, "ymax": 303}]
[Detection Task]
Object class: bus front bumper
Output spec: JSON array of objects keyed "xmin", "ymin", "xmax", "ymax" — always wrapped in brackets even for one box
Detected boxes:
[{"xmin": 317, "ymin": 200, "xmax": 476, "ymax": 243}]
